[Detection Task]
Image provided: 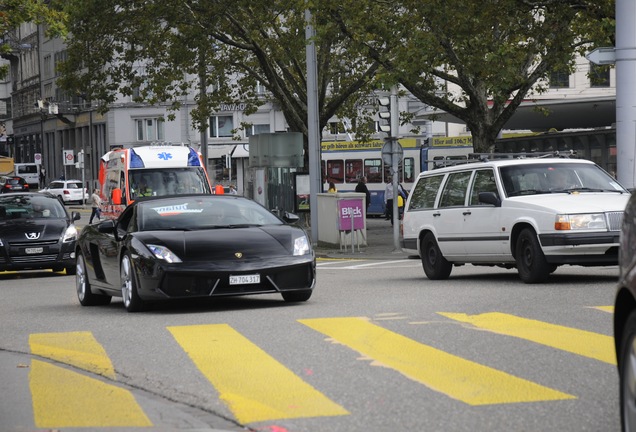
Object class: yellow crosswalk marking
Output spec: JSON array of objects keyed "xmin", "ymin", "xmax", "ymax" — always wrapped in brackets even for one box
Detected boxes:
[
  {"xmin": 439, "ymin": 312, "xmax": 616, "ymax": 365},
  {"xmin": 29, "ymin": 332, "xmax": 116, "ymax": 379},
  {"xmin": 29, "ymin": 360, "xmax": 152, "ymax": 428},
  {"xmin": 299, "ymin": 317, "xmax": 575, "ymax": 406},
  {"xmin": 168, "ymin": 324, "xmax": 349, "ymax": 423}
]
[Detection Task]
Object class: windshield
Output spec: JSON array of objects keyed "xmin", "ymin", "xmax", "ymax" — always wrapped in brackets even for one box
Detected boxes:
[
  {"xmin": 0, "ymin": 195, "xmax": 66, "ymax": 220},
  {"xmin": 128, "ymin": 167, "xmax": 211, "ymax": 200},
  {"xmin": 500, "ymin": 163, "xmax": 628, "ymax": 197},
  {"xmin": 138, "ymin": 196, "xmax": 283, "ymax": 231}
]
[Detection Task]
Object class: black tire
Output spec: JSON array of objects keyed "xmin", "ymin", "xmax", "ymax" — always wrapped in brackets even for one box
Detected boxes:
[
  {"xmin": 420, "ymin": 232, "xmax": 452, "ymax": 280},
  {"xmin": 121, "ymin": 253, "xmax": 145, "ymax": 312},
  {"xmin": 282, "ymin": 289, "xmax": 312, "ymax": 302},
  {"xmin": 76, "ymin": 253, "xmax": 111, "ymax": 306},
  {"xmin": 515, "ymin": 228, "xmax": 551, "ymax": 283},
  {"xmin": 620, "ymin": 310, "xmax": 636, "ymax": 431}
]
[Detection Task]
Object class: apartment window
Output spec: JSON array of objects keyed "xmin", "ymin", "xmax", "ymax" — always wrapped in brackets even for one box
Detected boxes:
[
  {"xmin": 245, "ymin": 124, "xmax": 270, "ymax": 137},
  {"xmin": 590, "ymin": 63, "xmax": 610, "ymax": 88},
  {"xmin": 135, "ymin": 118, "xmax": 164, "ymax": 141},
  {"xmin": 43, "ymin": 55, "xmax": 52, "ymax": 79},
  {"xmin": 210, "ymin": 115, "xmax": 234, "ymax": 138},
  {"xmin": 549, "ymin": 70, "xmax": 570, "ymax": 88},
  {"xmin": 43, "ymin": 84, "xmax": 53, "ymax": 100},
  {"xmin": 328, "ymin": 122, "xmax": 348, "ymax": 135}
]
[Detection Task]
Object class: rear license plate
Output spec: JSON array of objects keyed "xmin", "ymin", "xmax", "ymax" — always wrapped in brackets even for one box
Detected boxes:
[
  {"xmin": 229, "ymin": 274, "xmax": 260, "ymax": 285},
  {"xmin": 25, "ymin": 247, "xmax": 43, "ymax": 254}
]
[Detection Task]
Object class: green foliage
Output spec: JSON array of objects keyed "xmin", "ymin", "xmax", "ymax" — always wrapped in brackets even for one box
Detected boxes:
[
  {"xmin": 57, "ymin": 0, "xmax": 382, "ymax": 146},
  {"xmin": 325, "ymin": 0, "xmax": 614, "ymax": 151},
  {"xmin": 0, "ymin": 0, "xmax": 67, "ymax": 79}
]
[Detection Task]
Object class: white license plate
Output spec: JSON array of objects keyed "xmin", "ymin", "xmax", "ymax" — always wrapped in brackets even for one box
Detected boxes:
[
  {"xmin": 25, "ymin": 247, "xmax": 43, "ymax": 254},
  {"xmin": 229, "ymin": 274, "xmax": 260, "ymax": 285}
]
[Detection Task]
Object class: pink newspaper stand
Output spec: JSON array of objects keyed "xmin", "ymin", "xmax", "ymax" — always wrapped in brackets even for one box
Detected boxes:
[{"xmin": 337, "ymin": 197, "xmax": 365, "ymax": 252}]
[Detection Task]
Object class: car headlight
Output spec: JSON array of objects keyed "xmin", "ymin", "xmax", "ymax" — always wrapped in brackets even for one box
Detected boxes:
[
  {"xmin": 62, "ymin": 225, "xmax": 78, "ymax": 243},
  {"xmin": 555, "ymin": 213, "xmax": 607, "ymax": 230},
  {"xmin": 146, "ymin": 244, "xmax": 182, "ymax": 263},
  {"xmin": 293, "ymin": 235, "xmax": 310, "ymax": 256}
]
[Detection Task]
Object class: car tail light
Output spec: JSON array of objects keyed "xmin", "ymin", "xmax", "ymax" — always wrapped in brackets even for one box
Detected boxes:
[{"xmin": 63, "ymin": 190, "xmax": 70, "ymax": 195}]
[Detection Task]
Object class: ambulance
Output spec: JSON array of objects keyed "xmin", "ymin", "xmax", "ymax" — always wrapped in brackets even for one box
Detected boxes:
[{"xmin": 98, "ymin": 144, "xmax": 213, "ymax": 219}]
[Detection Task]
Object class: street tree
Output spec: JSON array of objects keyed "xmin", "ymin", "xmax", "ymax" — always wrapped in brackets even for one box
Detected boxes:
[
  {"xmin": 56, "ymin": 0, "xmax": 383, "ymax": 158},
  {"xmin": 0, "ymin": 0, "xmax": 67, "ymax": 79},
  {"xmin": 325, "ymin": 0, "xmax": 614, "ymax": 152}
]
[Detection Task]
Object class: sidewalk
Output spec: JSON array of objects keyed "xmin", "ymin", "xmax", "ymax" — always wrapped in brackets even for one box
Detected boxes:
[{"xmin": 311, "ymin": 217, "xmax": 409, "ymax": 260}]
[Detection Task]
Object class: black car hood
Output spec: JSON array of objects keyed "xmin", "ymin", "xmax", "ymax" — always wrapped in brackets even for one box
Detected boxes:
[
  {"xmin": 134, "ymin": 225, "xmax": 306, "ymax": 261},
  {"xmin": 0, "ymin": 219, "xmax": 67, "ymax": 242}
]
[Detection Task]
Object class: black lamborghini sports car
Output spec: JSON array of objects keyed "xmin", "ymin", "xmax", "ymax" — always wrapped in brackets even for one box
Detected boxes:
[{"xmin": 75, "ymin": 194, "xmax": 315, "ymax": 312}]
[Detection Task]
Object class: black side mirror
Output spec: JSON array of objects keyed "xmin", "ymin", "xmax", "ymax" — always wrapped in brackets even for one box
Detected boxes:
[
  {"xmin": 97, "ymin": 219, "xmax": 116, "ymax": 234},
  {"xmin": 478, "ymin": 191, "xmax": 501, "ymax": 207}
]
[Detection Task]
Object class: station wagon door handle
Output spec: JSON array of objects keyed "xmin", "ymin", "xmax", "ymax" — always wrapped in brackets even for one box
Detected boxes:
[
  {"xmin": 463, "ymin": 210, "xmax": 472, "ymax": 216},
  {"xmin": 433, "ymin": 211, "xmax": 441, "ymax": 217}
]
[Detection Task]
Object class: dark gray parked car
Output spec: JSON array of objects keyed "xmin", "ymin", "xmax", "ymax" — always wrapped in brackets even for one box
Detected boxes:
[
  {"xmin": 615, "ymin": 190, "xmax": 636, "ymax": 432},
  {"xmin": 0, "ymin": 192, "xmax": 80, "ymax": 274}
]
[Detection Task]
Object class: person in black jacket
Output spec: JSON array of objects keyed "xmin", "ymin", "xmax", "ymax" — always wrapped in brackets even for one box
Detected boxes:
[{"xmin": 355, "ymin": 176, "xmax": 371, "ymax": 212}]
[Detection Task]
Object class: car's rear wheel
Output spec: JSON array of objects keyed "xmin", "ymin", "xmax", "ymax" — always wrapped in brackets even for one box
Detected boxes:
[
  {"xmin": 515, "ymin": 228, "xmax": 550, "ymax": 283},
  {"xmin": 76, "ymin": 253, "xmax": 111, "ymax": 306},
  {"xmin": 620, "ymin": 311, "xmax": 636, "ymax": 431},
  {"xmin": 282, "ymin": 289, "xmax": 312, "ymax": 302},
  {"xmin": 121, "ymin": 253, "xmax": 145, "ymax": 312},
  {"xmin": 420, "ymin": 232, "xmax": 452, "ymax": 280}
]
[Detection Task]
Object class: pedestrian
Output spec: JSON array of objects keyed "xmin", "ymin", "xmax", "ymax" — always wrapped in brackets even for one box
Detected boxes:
[
  {"xmin": 89, "ymin": 188, "xmax": 102, "ymax": 224},
  {"xmin": 39, "ymin": 167, "xmax": 46, "ymax": 189},
  {"xmin": 384, "ymin": 176, "xmax": 393, "ymax": 220},
  {"xmin": 229, "ymin": 184, "xmax": 238, "ymax": 195},
  {"xmin": 328, "ymin": 181, "xmax": 337, "ymax": 193},
  {"xmin": 355, "ymin": 176, "xmax": 371, "ymax": 211}
]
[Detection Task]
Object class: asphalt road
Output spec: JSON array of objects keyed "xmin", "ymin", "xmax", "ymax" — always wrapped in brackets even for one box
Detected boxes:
[{"xmin": 0, "ymin": 252, "xmax": 621, "ymax": 432}]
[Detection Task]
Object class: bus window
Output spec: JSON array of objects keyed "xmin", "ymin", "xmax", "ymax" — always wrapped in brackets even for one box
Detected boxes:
[
  {"xmin": 345, "ymin": 159, "xmax": 363, "ymax": 183},
  {"xmin": 364, "ymin": 159, "xmax": 382, "ymax": 183},
  {"xmin": 327, "ymin": 160, "xmax": 344, "ymax": 183},
  {"xmin": 404, "ymin": 157, "xmax": 415, "ymax": 182}
]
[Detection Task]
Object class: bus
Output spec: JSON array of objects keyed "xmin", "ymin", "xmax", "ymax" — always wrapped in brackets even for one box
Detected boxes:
[
  {"xmin": 98, "ymin": 144, "xmax": 213, "ymax": 219},
  {"xmin": 321, "ymin": 138, "xmax": 472, "ymax": 216}
]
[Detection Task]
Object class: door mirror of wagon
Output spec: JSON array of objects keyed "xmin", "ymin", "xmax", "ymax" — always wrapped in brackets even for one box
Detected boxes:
[{"xmin": 479, "ymin": 192, "xmax": 501, "ymax": 207}]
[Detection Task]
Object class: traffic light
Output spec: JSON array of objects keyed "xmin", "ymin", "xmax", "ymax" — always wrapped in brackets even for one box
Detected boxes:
[{"xmin": 377, "ymin": 96, "xmax": 391, "ymax": 135}]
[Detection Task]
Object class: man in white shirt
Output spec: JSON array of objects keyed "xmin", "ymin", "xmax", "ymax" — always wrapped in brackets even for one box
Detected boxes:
[{"xmin": 384, "ymin": 177, "xmax": 394, "ymax": 221}]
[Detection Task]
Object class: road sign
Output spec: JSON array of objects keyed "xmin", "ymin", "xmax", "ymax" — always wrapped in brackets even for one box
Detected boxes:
[
  {"xmin": 382, "ymin": 140, "xmax": 403, "ymax": 166},
  {"xmin": 34, "ymin": 153, "xmax": 42, "ymax": 164},
  {"xmin": 586, "ymin": 47, "xmax": 616, "ymax": 65},
  {"xmin": 63, "ymin": 149, "xmax": 75, "ymax": 166}
]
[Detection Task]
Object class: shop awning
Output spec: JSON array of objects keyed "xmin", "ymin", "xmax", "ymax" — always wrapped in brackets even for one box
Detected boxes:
[
  {"xmin": 207, "ymin": 145, "xmax": 235, "ymax": 159},
  {"xmin": 232, "ymin": 144, "xmax": 249, "ymax": 158}
]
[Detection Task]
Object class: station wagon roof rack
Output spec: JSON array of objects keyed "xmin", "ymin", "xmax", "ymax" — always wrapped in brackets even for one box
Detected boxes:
[{"xmin": 429, "ymin": 150, "xmax": 577, "ymax": 169}]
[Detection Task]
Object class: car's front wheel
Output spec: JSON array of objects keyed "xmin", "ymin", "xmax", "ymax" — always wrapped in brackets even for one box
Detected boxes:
[
  {"xmin": 76, "ymin": 253, "xmax": 111, "ymax": 306},
  {"xmin": 620, "ymin": 311, "xmax": 636, "ymax": 431},
  {"xmin": 282, "ymin": 289, "xmax": 312, "ymax": 302},
  {"xmin": 420, "ymin": 232, "xmax": 452, "ymax": 280},
  {"xmin": 515, "ymin": 228, "xmax": 550, "ymax": 283},
  {"xmin": 121, "ymin": 253, "xmax": 145, "ymax": 312}
]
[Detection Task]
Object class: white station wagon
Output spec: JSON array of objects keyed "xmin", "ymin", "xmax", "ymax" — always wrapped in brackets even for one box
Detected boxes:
[{"xmin": 401, "ymin": 155, "xmax": 630, "ymax": 283}]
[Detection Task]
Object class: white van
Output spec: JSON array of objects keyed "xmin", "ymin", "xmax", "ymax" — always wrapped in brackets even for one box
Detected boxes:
[{"xmin": 14, "ymin": 163, "xmax": 40, "ymax": 188}]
